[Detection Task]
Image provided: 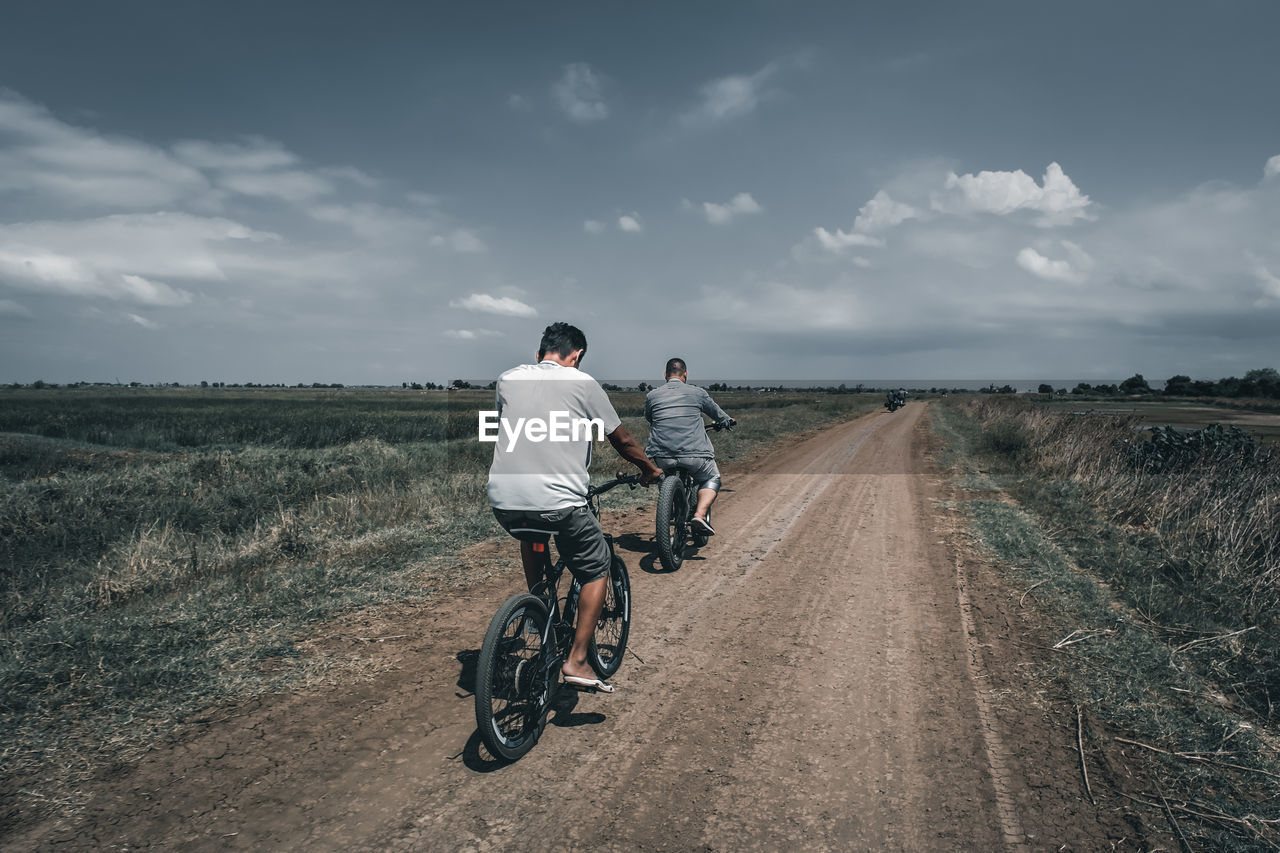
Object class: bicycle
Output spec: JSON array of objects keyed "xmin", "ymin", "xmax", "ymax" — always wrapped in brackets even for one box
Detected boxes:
[
  {"xmin": 654, "ymin": 420, "xmax": 732, "ymax": 572},
  {"xmin": 474, "ymin": 473, "xmax": 640, "ymax": 761}
]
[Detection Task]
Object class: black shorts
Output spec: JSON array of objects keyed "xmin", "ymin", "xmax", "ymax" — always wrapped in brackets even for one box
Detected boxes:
[{"xmin": 492, "ymin": 505, "xmax": 611, "ymax": 584}]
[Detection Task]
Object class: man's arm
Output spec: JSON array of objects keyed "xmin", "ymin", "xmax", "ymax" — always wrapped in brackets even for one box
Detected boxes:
[
  {"xmin": 700, "ymin": 389, "xmax": 733, "ymax": 427},
  {"xmin": 607, "ymin": 425, "xmax": 664, "ymax": 484}
]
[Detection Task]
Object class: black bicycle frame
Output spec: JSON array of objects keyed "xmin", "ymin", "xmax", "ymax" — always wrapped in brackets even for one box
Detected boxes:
[{"xmin": 522, "ymin": 474, "xmax": 633, "ymax": 706}]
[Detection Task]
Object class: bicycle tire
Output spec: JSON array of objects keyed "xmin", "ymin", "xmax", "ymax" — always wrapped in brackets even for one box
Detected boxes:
[
  {"xmin": 589, "ymin": 552, "xmax": 631, "ymax": 677},
  {"xmin": 475, "ymin": 593, "xmax": 550, "ymax": 761},
  {"xmin": 655, "ymin": 474, "xmax": 687, "ymax": 571}
]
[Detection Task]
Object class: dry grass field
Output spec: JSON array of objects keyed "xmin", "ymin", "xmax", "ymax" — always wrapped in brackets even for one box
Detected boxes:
[{"xmin": 0, "ymin": 385, "xmax": 877, "ymax": 830}]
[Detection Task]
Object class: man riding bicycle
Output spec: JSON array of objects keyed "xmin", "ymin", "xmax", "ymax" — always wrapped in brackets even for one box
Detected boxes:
[
  {"xmin": 487, "ymin": 322, "xmax": 663, "ymax": 693},
  {"xmin": 644, "ymin": 358, "xmax": 734, "ymax": 536}
]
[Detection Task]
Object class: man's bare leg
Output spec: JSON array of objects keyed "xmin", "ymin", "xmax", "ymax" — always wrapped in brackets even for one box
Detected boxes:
[
  {"xmin": 562, "ymin": 576, "xmax": 605, "ymax": 680},
  {"xmin": 692, "ymin": 487, "xmax": 717, "ymax": 524}
]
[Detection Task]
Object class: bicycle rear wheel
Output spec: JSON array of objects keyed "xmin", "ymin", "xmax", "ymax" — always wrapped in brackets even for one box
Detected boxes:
[
  {"xmin": 475, "ymin": 594, "xmax": 550, "ymax": 761},
  {"xmin": 589, "ymin": 553, "xmax": 631, "ymax": 678},
  {"xmin": 655, "ymin": 475, "xmax": 687, "ymax": 571}
]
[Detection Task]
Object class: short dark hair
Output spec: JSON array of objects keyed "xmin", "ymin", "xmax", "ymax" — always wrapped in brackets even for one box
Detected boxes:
[
  {"xmin": 665, "ymin": 358, "xmax": 687, "ymax": 378},
  {"xmin": 538, "ymin": 322, "xmax": 588, "ymax": 361}
]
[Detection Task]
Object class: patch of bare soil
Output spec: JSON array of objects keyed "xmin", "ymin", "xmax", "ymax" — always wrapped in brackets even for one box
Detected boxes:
[{"xmin": 7, "ymin": 404, "xmax": 1135, "ymax": 851}]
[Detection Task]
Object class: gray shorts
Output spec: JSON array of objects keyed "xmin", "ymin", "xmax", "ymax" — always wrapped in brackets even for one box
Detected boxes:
[
  {"xmin": 492, "ymin": 505, "xmax": 611, "ymax": 584},
  {"xmin": 652, "ymin": 456, "xmax": 721, "ymax": 492}
]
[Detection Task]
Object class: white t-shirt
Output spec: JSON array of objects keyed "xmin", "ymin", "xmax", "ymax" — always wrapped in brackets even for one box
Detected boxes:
[{"xmin": 485, "ymin": 361, "xmax": 623, "ymax": 510}]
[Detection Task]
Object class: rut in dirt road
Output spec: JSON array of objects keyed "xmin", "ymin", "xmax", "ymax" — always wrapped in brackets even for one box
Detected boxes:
[{"xmin": 14, "ymin": 404, "xmax": 1029, "ymax": 852}]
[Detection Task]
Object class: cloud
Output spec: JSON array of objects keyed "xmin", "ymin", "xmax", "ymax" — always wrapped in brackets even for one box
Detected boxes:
[
  {"xmin": 552, "ymin": 63, "xmax": 608, "ymax": 122},
  {"xmin": 1266, "ymin": 154, "xmax": 1280, "ymax": 180},
  {"xmin": 0, "ymin": 298, "xmax": 31, "ymax": 317},
  {"xmin": 1016, "ymin": 247, "xmax": 1079, "ymax": 282},
  {"xmin": 127, "ymin": 313, "xmax": 159, "ymax": 330},
  {"xmin": 933, "ymin": 162, "xmax": 1092, "ymax": 226},
  {"xmin": 450, "ymin": 293, "xmax": 536, "ymax": 317},
  {"xmin": 681, "ymin": 62, "xmax": 779, "ymax": 127},
  {"xmin": 803, "ymin": 190, "xmax": 915, "ymax": 257},
  {"xmin": 702, "ymin": 192, "xmax": 762, "ymax": 225},
  {"xmin": 0, "ymin": 91, "xmax": 209, "ymax": 208},
  {"xmin": 853, "ymin": 191, "xmax": 920, "ymax": 232},
  {"xmin": 618, "ymin": 214, "xmax": 643, "ymax": 233},
  {"xmin": 119, "ymin": 274, "xmax": 193, "ymax": 306},
  {"xmin": 507, "ymin": 94, "xmax": 532, "ymax": 112},
  {"xmin": 0, "ymin": 213, "xmax": 276, "ymax": 302},
  {"xmin": 446, "ymin": 328, "xmax": 502, "ymax": 340},
  {"xmin": 583, "ymin": 219, "xmax": 606, "ymax": 234},
  {"xmin": 812, "ymin": 227, "xmax": 885, "ymax": 252}
]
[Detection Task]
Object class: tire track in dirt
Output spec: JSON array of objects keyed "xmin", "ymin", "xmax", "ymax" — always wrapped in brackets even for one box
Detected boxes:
[{"xmin": 12, "ymin": 403, "xmax": 1071, "ymax": 851}]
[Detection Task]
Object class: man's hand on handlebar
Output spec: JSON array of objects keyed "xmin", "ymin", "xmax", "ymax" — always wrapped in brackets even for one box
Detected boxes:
[{"xmin": 640, "ymin": 464, "xmax": 663, "ymax": 486}]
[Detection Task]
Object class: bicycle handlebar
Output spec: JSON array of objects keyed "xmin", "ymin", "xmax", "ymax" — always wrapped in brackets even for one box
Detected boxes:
[{"xmin": 587, "ymin": 472, "xmax": 644, "ymax": 497}]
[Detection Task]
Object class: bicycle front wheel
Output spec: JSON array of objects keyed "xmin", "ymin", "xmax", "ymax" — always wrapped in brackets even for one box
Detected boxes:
[
  {"xmin": 589, "ymin": 552, "xmax": 631, "ymax": 678},
  {"xmin": 475, "ymin": 594, "xmax": 550, "ymax": 761},
  {"xmin": 655, "ymin": 475, "xmax": 687, "ymax": 572}
]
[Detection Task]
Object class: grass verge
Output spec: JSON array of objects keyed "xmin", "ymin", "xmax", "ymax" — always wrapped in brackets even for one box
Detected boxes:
[{"xmin": 932, "ymin": 398, "xmax": 1280, "ymax": 851}]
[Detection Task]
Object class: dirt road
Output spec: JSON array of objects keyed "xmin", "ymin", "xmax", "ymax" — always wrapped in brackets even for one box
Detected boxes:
[{"xmin": 11, "ymin": 403, "xmax": 1128, "ymax": 851}]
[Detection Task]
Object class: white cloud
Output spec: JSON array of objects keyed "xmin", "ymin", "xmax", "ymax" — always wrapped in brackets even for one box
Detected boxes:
[
  {"xmin": 0, "ymin": 298, "xmax": 32, "ymax": 317},
  {"xmin": 0, "ymin": 92, "xmax": 209, "ymax": 208},
  {"xmin": 618, "ymin": 214, "xmax": 643, "ymax": 233},
  {"xmin": 127, "ymin": 313, "xmax": 159, "ymax": 330},
  {"xmin": 552, "ymin": 63, "xmax": 608, "ymax": 122},
  {"xmin": 804, "ymin": 191, "xmax": 914, "ymax": 259},
  {"xmin": 1266, "ymin": 154, "xmax": 1280, "ymax": 180},
  {"xmin": 0, "ymin": 213, "xmax": 276, "ymax": 302},
  {"xmin": 681, "ymin": 62, "xmax": 778, "ymax": 126},
  {"xmin": 813, "ymin": 226, "xmax": 885, "ymax": 252},
  {"xmin": 1016, "ymin": 247, "xmax": 1080, "ymax": 282},
  {"xmin": 119, "ymin": 274, "xmax": 193, "ymax": 306},
  {"xmin": 702, "ymin": 192, "xmax": 763, "ymax": 225},
  {"xmin": 450, "ymin": 293, "xmax": 536, "ymax": 317},
  {"xmin": 853, "ymin": 191, "xmax": 920, "ymax": 232},
  {"xmin": 446, "ymin": 328, "xmax": 502, "ymax": 340},
  {"xmin": 934, "ymin": 162, "xmax": 1092, "ymax": 226},
  {"xmin": 583, "ymin": 219, "xmax": 606, "ymax": 234},
  {"xmin": 507, "ymin": 94, "xmax": 532, "ymax": 112}
]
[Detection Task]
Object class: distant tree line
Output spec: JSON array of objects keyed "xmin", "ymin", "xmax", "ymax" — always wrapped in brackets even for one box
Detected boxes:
[
  {"xmin": 8, "ymin": 368, "xmax": 1277, "ymax": 399},
  {"xmin": 1063, "ymin": 368, "xmax": 1280, "ymax": 399}
]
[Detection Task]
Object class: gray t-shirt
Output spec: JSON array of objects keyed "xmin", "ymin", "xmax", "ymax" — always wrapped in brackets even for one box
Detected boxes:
[
  {"xmin": 644, "ymin": 379, "xmax": 730, "ymax": 459},
  {"xmin": 486, "ymin": 361, "xmax": 622, "ymax": 511}
]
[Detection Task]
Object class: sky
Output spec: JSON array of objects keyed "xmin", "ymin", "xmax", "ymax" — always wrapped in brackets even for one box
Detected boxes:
[{"xmin": 1, "ymin": 0, "xmax": 1278, "ymax": 385}]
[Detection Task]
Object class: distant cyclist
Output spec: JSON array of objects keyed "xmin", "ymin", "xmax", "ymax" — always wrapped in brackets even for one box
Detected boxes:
[
  {"xmin": 644, "ymin": 358, "xmax": 734, "ymax": 536},
  {"xmin": 487, "ymin": 322, "xmax": 663, "ymax": 692}
]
